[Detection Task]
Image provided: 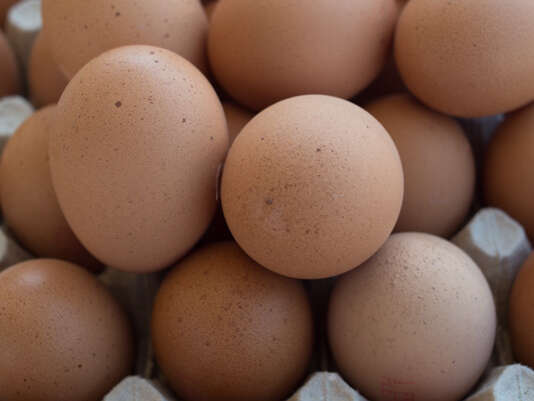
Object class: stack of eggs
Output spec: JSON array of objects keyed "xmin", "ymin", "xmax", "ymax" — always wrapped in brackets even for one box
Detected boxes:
[{"xmin": 0, "ymin": 0, "xmax": 533, "ymax": 400}]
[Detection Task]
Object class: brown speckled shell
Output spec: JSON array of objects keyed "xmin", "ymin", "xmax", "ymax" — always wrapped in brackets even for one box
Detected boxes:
[
  {"xmin": 42, "ymin": 0, "xmax": 208, "ymax": 79},
  {"xmin": 0, "ymin": 106, "xmax": 103, "ymax": 273},
  {"xmin": 328, "ymin": 233, "xmax": 496, "ymax": 401},
  {"xmin": 151, "ymin": 241, "xmax": 314, "ymax": 401},
  {"xmin": 0, "ymin": 30, "xmax": 20, "ymax": 97},
  {"xmin": 0, "ymin": 259, "xmax": 134, "ymax": 401},
  {"xmin": 395, "ymin": 0, "xmax": 534, "ymax": 117},
  {"xmin": 509, "ymin": 253, "xmax": 534, "ymax": 368},
  {"xmin": 28, "ymin": 31, "xmax": 69, "ymax": 108},
  {"xmin": 366, "ymin": 94, "xmax": 475, "ymax": 237},
  {"xmin": 484, "ymin": 103, "xmax": 534, "ymax": 240},
  {"xmin": 49, "ymin": 46, "xmax": 228, "ymax": 273},
  {"xmin": 208, "ymin": 0, "xmax": 402, "ymax": 111},
  {"xmin": 221, "ymin": 95, "xmax": 404, "ymax": 279}
]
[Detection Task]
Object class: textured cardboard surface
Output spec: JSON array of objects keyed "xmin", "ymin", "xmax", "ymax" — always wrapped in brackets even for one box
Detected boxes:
[{"xmin": 466, "ymin": 365, "xmax": 534, "ymax": 401}]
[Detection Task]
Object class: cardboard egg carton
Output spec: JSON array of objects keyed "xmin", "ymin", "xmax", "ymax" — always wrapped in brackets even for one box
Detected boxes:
[
  {"xmin": 0, "ymin": 95, "xmax": 33, "ymax": 152},
  {"xmin": 5, "ymin": 0, "xmax": 41, "ymax": 70}
]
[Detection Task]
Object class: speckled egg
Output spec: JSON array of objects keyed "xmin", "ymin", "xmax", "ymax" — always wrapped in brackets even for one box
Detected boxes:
[
  {"xmin": 1, "ymin": 106, "xmax": 103, "ymax": 272},
  {"xmin": 0, "ymin": 30, "xmax": 20, "ymax": 97},
  {"xmin": 328, "ymin": 233, "xmax": 496, "ymax": 401},
  {"xmin": 42, "ymin": 0, "xmax": 208, "ymax": 79},
  {"xmin": 28, "ymin": 31, "xmax": 69, "ymax": 107},
  {"xmin": 209, "ymin": 0, "xmax": 402, "ymax": 110},
  {"xmin": 221, "ymin": 95, "xmax": 404, "ymax": 279},
  {"xmin": 49, "ymin": 46, "xmax": 228, "ymax": 273},
  {"xmin": 484, "ymin": 103, "xmax": 534, "ymax": 240},
  {"xmin": 0, "ymin": 259, "xmax": 134, "ymax": 401},
  {"xmin": 395, "ymin": 0, "xmax": 534, "ymax": 117},
  {"xmin": 366, "ymin": 94, "xmax": 475, "ymax": 237},
  {"xmin": 151, "ymin": 241, "xmax": 314, "ymax": 401}
]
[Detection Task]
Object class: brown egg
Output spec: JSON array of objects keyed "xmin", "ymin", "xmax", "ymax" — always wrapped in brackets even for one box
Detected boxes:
[
  {"xmin": 49, "ymin": 46, "xmax": 228, "ymax": 273},
  {"xmin": 0, "ymin": 106, "xmax": 103, "ymax": 272},
  {"xmin": 208, "ymin": 0, "xmax": 402, "ymax": 111},
  {"xmin": 509, "ymin": 253, "xmax": 534, "ymax": 368},
  {"xmin": 0, "ymin": 30, "xmax": 20, "ymax": 97},
  {"xmin": 366, "ymin": 94, "xmax": 475, "ymax": 237},
  {"xmin": 222, "ymin": 101, "xmax": 254, "ymax": 144},
  {"xmin": 395, "ymin": 0, "xmax": 534, "ymax": 117},
  {"xmin": 42, "ymin": 0, "xmax": 208, "ymax": 79},
  {"xmin": 0, "ymin": 259, "xmax": 134, "ymax": 401},
  {"xmin": 221, "ymin": 95, "xmax": 404, "ymax": 279},
  {"xmin": 28, "ymin": 31, "xmax": 69, "ymax": 108},
  {"xmin": 0, "ymin": 0, "xmax": 18, "ymax": 27},
  {"xmin": 328, "ymin": 233, "xmax": 496, "ymax": 401},
  {"xmin": 484, "ymin": 103, "xmax": 534, "ymax": 240},
  {"xmin": 151, "ymin": 241, "xmax": 313, "ymax": 401}
]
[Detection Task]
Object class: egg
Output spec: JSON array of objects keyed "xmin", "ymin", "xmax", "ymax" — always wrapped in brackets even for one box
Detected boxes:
[
  {"xmin": 49, "ymin": 46, "xmax": 228, "ymax": 273},
  {"xmin": 208, "ymin": 0, "xmax": 402, "ymax": 111},
  {"xmin": 328, "ymin": 233, "xmax": 496, "ymax": 401},
  {"xmin": 42, "ymin": 0, "xmax": 208, "ymax": 79},
  {"xmin": 151, "ymin": 241, "xmax": 313, "ymax": 401},
  {"xmin": 0, "ymin": 29, "xmax": 20, "ymax": 98},
  {"xmin": 484, "ymin": 103, "xmax": 534, "ymax": 240},
  {"xmin": 509, "ymin": 253, "xmax": 534, "ymax": 368},
  {"xmin": 0, "ymin": 259, "xmax": 134, "ymax": 401},
  {"xmin": 395, "ymin": 0, "xmax": 534, "ymax": 117},
  {"xmin": 1, "ymin": 106, "xmax": 103, "ymax": 272},
  {"xmin": 366, "ymin": 94, "xmax": 475, "ymax": 237},
  {"xmin": 222, "ymin": 101, "xmax": 254, "ymax": 144},
  {"xmin": 27, "ymin": 31, "xmax": 69, "ymax": 107},
  {"xmin": 221, "ymin": 95, "xmax": 404, "ymax": 279}
]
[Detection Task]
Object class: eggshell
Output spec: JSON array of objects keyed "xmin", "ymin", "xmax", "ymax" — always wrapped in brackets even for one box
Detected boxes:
[
  {"xmin": 509, "ymin": 253, "xmax": 534, "ymax": 368},
  {"xmin": 222, "ymin": 101, "xmax": 254, "ymax": 144},
  {"xmin": 0, "ymin": 29, "xmax": 20, "ymax": 97},
  {"xmin": 328, "ymin": 233, "xmax": 496, "ymax": 401},
  {"xmin": 49, "ymin": 46, "xmax": 228, "ymax": 272},
  {"xmin": 221, "ymin": 95, "xmax": 404, "ymax": 279},
  {"xmin": 151, "ymin": 241, "xmax": 314, "ymax": 401},
  {"xmin": 484, "ymin": 103, "xmax": 534, "ymax": 240},
  {"xmin": 0, "ymin": 259, "xmax": 134, "ymax": 401},
  {"xmin": 366, "ymin": 94, "xmax": 475, "ymax": 237},
  {"xmin": 395, "ymin": 0, "xmax": 534, "ymax": 117},
  {"xmin": 1, "ymin": 106, "xmax": 103, "ymax": 272},
  {"xmin": 208, "ymin": 0, "xmax": 402, "ymax": 111},
  {"xmin": 42, "ymin": 0, "xmax": 208, "ymax": 79},
  {"xmin": 28, "ymin": 31, "xmax": 69, "ymax": 107}
]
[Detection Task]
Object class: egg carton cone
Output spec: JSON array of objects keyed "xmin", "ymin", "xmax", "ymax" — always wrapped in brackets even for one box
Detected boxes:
[
  {"xmin": 0, "ymin": 95, "xmax": 33, "ymax": 153},
  {"xmin": 287, "ymin": 372, "xmax": 368, "ymax": 401},
  {"xmin": 465, "ymin": 364, "xmax": 534, "ymax": 401},
  {"xmin": 104, "ymin": 376, "xmax": 176, "ymax": 401},
  {"xmin": 5, "ymin": 0, "xmax": 41, "ymax": 71},
  {"xmin": 453, "ymin": 207, "xmax": 531, "ymax": 365}
]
